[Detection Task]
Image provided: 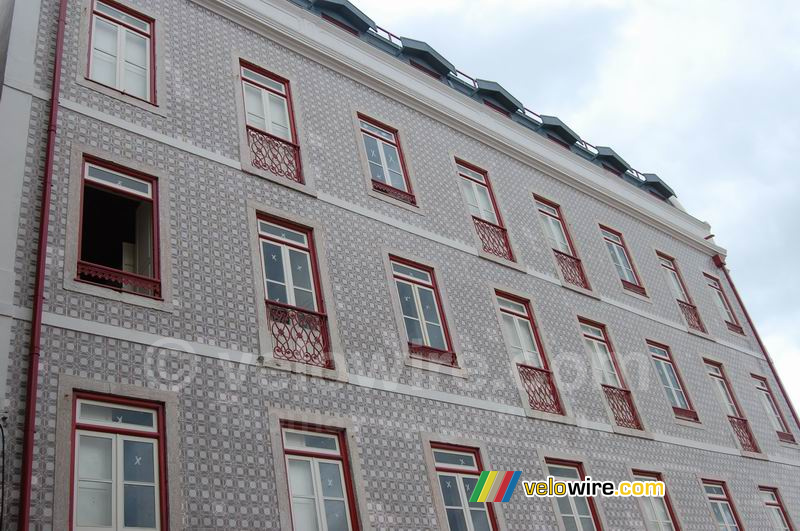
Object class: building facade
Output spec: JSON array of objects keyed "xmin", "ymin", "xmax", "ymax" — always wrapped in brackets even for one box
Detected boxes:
[{"xmin": 0, "ymin": 0, "xmax": 797, "ymax": 529}]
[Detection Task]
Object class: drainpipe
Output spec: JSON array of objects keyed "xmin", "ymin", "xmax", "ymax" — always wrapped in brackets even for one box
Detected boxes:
[
  {"xmin": 713, "ymin": 254, "xmax": 800, "ymax": 432},
  {"xmin": 17, "ymin": 0, "xmax": 69, "ymax": 527}
]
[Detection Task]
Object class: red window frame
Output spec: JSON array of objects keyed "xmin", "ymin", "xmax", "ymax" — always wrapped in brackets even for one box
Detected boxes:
[
  {"xmin": 759, "ymin": 486, "xmax": 795, "ymax": 531},
  {"xmin": 430, "ymin": 442, "xmax": 499, "ymax": 530},
  {"xmin": 320, "ymin": 13, "xmax": 359, "ymax": 35},
  {"xmin": 534, "ymin": 195, "xmax": 579, "ymax": 257},
  {"xmin": 358, "ymin": 113, "xmax": 416, "ymax": 205},
  {"xmin": 240, "ymin": 60, "xmax": 299, "ymax": 144},
  {"xmin": 631, "ymin": 470, "xmax": 681, "ymax": 531},
  {"xmin": 647, "ymin": 340, "xmax": 698, "ymax": 421},
  {"xmin": 69, "ymin": 391, "xmax": 169, "ymax": 531},
  {"xmin": 410, "ymin": 60, "xmax": 443, "ymax": 80},
  {"xmin": 600, "ymin": 225, "xmax": 647, "ymax": 296},
  {"xmin": 280, "ymin": 421, "xmax": 361, "ymax": 531},
  {"xmin": 87, "ymin": 0, "xmax": 157, "ymax": 104},
  {"xmin": 752, "ymin": 374, "xmax": 795, "ymax": 444},
  {"xmin": 258, "ymin": 213, "xmax": 326, "ymax": 313},
  {"xmin": 544, "ymin": 458, "xmax": 603, "ymax": 530},
  {"xmin": 77, "ymin": 155, "xmax": 162, "ymax": 299},
  {"xmin": 390, "ymin": 255, "xmax": 456, "ymax": 367},
  {"xmin": 483, "ymin": 99, "xmax": 510, "ymax": 117},
  {"xmin": 702, "ymin": 480, "xmax": 744, "ymax": 530},
  {"xmin": 656, "ymin": 252, "xmax": 692, "ymax": 303},
  {"xmin": 704, "ymin": 273, "xmax": 744, "ymax": 334}
]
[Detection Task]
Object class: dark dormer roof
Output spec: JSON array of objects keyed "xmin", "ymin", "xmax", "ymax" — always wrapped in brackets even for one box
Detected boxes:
[
  {"xmin": 399, "ymin": 37, "xmax": 455, "ymax": 76},
  {"xmin": 594, "ymin": 146, "xmax": 631, "ymax": 173},
  {"xmin": 475, "ymin": 79, "xmax": 523, "ymax": 113},
  {"xmin": 641, "ymin": 173, "xmax": 675, "ymax": 198},
  {"xmin": 312, "ymin": 0, "xmax": 375, "ymax": 33},
  {"xmin": 539, "ymin": 115, "xmax": 580, "ymax": 145}
]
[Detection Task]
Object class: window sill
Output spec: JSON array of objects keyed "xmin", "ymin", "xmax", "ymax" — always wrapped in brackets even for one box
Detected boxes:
[
  {"xmin": 725, "ymin": 321, "xmax": 746, "ymax": 335},
  {"xmin": 557, "ymin": 278, "xmax": 600, "ymax": 301},
  {"xmin": 477, "ymin": 249, "xmax": 526, "ymax": 272},
  {"xmin": 260, "ymin": 356, "xmax": 349, "ymax": 383},
  {"xmin": 740, "ymin": 449, "xmax": 767, "ymax": 460},
  {"xmin": 611, "ymin": 424, "xmax": 655, "ymax": 440},
  {"xmin": 525, "ymin": 408, "xmax": 576, "ymax": 426},
  {"xmin": 621, "ymin": 280, "xmax": 648, "ymax": 298},
  {"xmin": 241, "ymin": 162, "xmax": 318, "ymax": 198},
  {"xmin": 63, "ymin": 276, "xmax": 174, "ymax": 312},
  {"xmin": 76, "ymin": 76, "xmax": 167, "ymax": 117},
  {"xmin": 367, "ymin": 185, "xmax": 422, "ymax": 214},
  {"xmin": 778, "ymin": 440, "xmax": 800, "ymax": 450},
  {"xmin": 674, "ymin": 417, "xmax": 705, "ymax": 430}
]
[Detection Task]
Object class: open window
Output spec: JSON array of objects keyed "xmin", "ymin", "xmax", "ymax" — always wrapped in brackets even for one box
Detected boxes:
[
  {"xmin": 535, "ymin": 196, "xmax": 590, "ymax": 290},
  {"xmin": 77, "ymin": 157, "xmax": 161, "ymax": 299}
]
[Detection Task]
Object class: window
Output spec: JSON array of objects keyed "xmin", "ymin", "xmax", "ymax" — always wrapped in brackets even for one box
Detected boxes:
[
  {"xmin": 358, "ymin": 114, "xmax": 415, "ymax": 205},
  {"xmin": 658, "ymin": 252, "xmax": 705, "ymax": 333},
  {"xmin": 240, "ymin": 61, "xmax": 302, "ymax": 183},
  {"xmin": 546, "ymin": 460, "xmax": 601, "ymax": 530},
  {"xmin": 458, "ymin": 160, "xmax": 514, "ymax": 261},
  {"xmin": 497, "ymin": 292, "xmax": 563, "ymax": 415},
  {"xmin": 258, "ymin": 216, "xmax": 333, "ymax": 369},
  {"xmin": 88, "ymin": 0, "xmax": 154, "ymax": 102},
  {"xmin": 753, "ymin": 375, "xmax": 795, "ymax": 443},
  {"xmin": 759, "ymin": 487, "xmax": 793, "ymax": 531},
  {"xmin": 705, "ymin": 360, "xmax": 760, "ymax": 453},
  {"xmin": 704, "ymin": 274, "xmax": 744, "ymax": 334},
  {"xmin": 648, "ymin": 342, "xmax": 698, "ymax": 421},
  {"xmin": 77, "ymin": 157, "xmax": 160, "ymax": 299},
  {"xmin": 579, "ymin": 320, "xmax": 622, "ymax": 388},
  {"xmin": 633, "ymin": 470, "xmax": 680, "ymax": 531},
  {"xmin": 702, "ymin": 481, "xmax": 742, "ymax": 531},
  {"xmin": 600, "ymin": 226, "xmax": 646, "ymax": 295},
  {"xmin": 431, "ymin": 443, "xmax": 498, "ymax": 531},
  {"xmin": 281, "ymin": 424, "xmax": 359, "ymax": 531},
  {"xmin": 390, "ymin": 257, "xmax": 456, "ymax": 366},
  {"xmin": 705, "ymin": 362, "xmax": 740, "ymax": 418},
  {"xmin": 535, "ymin": 196, "xmax": 590, "ymax": 290},
  {"xmin": 72, "ymin": 394, "xmax": 166, "ymax": 531}
]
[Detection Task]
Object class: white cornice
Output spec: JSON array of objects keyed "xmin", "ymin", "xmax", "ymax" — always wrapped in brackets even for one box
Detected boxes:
[{"xmin": 203, "ymin": 0, "xmax": 724, "ymax": 255}]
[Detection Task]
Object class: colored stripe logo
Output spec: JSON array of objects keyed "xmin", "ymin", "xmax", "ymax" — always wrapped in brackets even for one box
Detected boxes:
[{"xmin": 470, "ymin": 471, "xmax": 521, "ymax": 503}]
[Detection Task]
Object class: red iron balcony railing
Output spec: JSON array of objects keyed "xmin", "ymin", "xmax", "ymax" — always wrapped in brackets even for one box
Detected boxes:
[
  {"xmin": 472, "ymin": 217, "xmax": 514, "ymax": 262},
  {"xmin": 517, "ymin": 364, "xmax": 563, "ymax": 415},
  {"xmin": 728, "ymin": 415, "xmax": 760, "ymax": 453},
  {"xmin": 371, "ymin": 179, "xmax": 417, "ymax": 205},
  {"xmin": 247, "ymin": 126, "xmax": 303, "ymax": 184},
  {"xmin": 408, "ymin": 342, "xmax": 457, "ymax": 367},
  {"xmin": 602, "ymin": 385, "xmax": 643, "ymax": 430},
  {"xmin": 621, "ymin": 279, "xmax": 647, "ymax": 297},
  {"xmin": 725, "ymin": 321, "xmax": 745, "ymax": 335},
  {"xmin": 777, "ymin": 431, "xmax": 796, "ymax": 444},
  {"xmin": 677, "ymin": 300, "xmax": 706, "ymax": 333},
  {"xmin": 266, "ymin": 300, "xmax": 333, "ymax": 369},
  {"xmin": 553, "ymin": 250, "xmax": 590, "ymax": 290},
  {"xmin": 77, "ymin": 260, "xmax": 161, "ymax": 299}
]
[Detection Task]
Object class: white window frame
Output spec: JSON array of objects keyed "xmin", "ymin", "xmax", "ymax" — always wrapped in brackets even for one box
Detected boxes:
[
  {"xmin": 282, "ymin": 427, "xmax": 354, "ymax": 531},
  {"xmin": 535, "ymin": 199, "xmax": 573, "ymax": 255},
  {"xmin": 648, "ymin": 345, "xmax": 690, "ymax": 411},
  {"xmin": 241, "ymin": 64, "xmax": 293, "ymax": 142},
  {"xmin": 753, "ymin": 377, "xmax": 790, "ymax": 433},
  {"xmin": 705, "ymin": 363, "xmax": 739, "ymax": 417},
  {"xmin": 547, "ymin": 462, "xmax": 599, "ymax": 531},
  {"xmin": 432, "ymin": 448, "xmax": 495, "ymax": 531},
  {"xmin": 705, "ymin": 274, "xmax": 738, "ymax": 325},
  {"xmin": 73, "ymin": 400, "xmax": 161, "ymax": 531},
  {"xmin": 258, "ymin": 219, "xmax": 318, "ymax": 311},
  {"xmin": 580, "ymin": 322, "xmax": 621, "ymax": 388},
  {"xmin": 497, "ymin": 295, "xmax": 543, "ymax": 368},
  {"xmin": 601, "ymin": 227, "xmax": 638, "ymax": 285},
  {"xmin": 359, "ymin": 117, "xmax": 409, "ymax": 192},
  {"xmin": 88, "ymin": 0, "xmax": 152, "ymax": 101},
  {"xmin": 457, "ymin": 163, "xmax": 498, "ymax": 224},
  {"xmin": 391, "ymin": 260, "xmax": 448, "ymax": 351},
  {"xmin": 633, "ymin": 472, "xmax": 678, "ymax": 531},
  {"xmin": 658, "ymin": 255, "xmax": 690, "ymax": 302},
  {"xmin": 703, "ymin": 482, "xmax": 740, "ymax": 531}
]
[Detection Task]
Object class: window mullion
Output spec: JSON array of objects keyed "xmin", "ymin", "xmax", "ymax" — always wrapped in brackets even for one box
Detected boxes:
[
  {"xmin": 261, "ymin": 88, "xmax": 272, "ymax": 137},
  {"xmin": 412, "ymin": 285, "xmax": 430, "ymax": 346},
  {"xmin": 311, "ymin": 458, "xmax": 328, "ymax": 531},
  {"xmin": 376, "ymin": 138, "xmax": 390, "ymax": 178},
  {"xmin": 281, "ymin": 244, "xmax": 295, "ymax": 307},
  {"xmin": 116, "ymin": 26, "xmax": 125, "ymax": 91},
  {"xmin": 456, "ymin": 473, "xmax": 475, "ymax": 531}
]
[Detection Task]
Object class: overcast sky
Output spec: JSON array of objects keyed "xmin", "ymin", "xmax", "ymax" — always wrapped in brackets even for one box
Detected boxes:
[{"xmin": 355, "ymin": 0, "xmax": 800, "ymax": 407}]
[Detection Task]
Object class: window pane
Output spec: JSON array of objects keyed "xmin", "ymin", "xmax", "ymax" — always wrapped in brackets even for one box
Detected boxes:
[
  {"xmin": 362, "ymin": 134, "xmax": 383, "ymax": 164},
  {"xmin": 704, "ymin": 484, "xmax": 725, "ymax": 497},
  {"xmin": 292, "ymin": 498, "xmax": 320, "ymax": 531},
  {"xmin": 96, "ymin": 1, "xmax": 150, "ymax": 32},
  {"xmin": 396, "ymin": 281, "xmax": 419, "ymax": 319},
  {"xmin": 425, "ymin": 322, "xmax": 446, "ymax": 350},
  {"xmin": 262, "ymin": 242, "xmax": 285, "ymax": 284},
  {"xmin": 439, "ymin": 475, "xmax": 463, "ymax": 507},
  {"xmin": 244, "ymin": 84, "xmax": 267, "ymax": 130},
  {"xmin": 268, "ymin": 93, "xmax": 291, "ymax": 140},
  {"xmin": 124, "ymin": 63, "xmax": 147, "ymax": 99},
  {"xmin": 124, "ymin": 31, "xmax": 147, "ymax": 67},
  {"xmin": 459, "ymin": 179, "xmax": 481, "ymax": 218},
  {"xmin": 470, "ymin": 509, "xmax": 492, "ymax": 531},
  {"xmin": 446, "ymin": 508, "xmax": 469, "ymax": 531},
  {"xmin": 457, "ymin": 164, "xmax": 485, "ymax": 182},
  {"xmin": 548, "ymin": 465, "xmax": 580, "ymax": 480},
  {"xmin": 259, "ymin": 221, "xmax": 307, "ymax": 245},
  {"xmin": 368, "ymin": 161, "xmax": 387, "ymax": 183},
  {"xmin": 289, "ymin": 249, "xmax": 313, "ymax": 291},
  {"xmin": 288, "ymin": 459, "xmax": 315, "ymax": 496},
  {"xmin": 404, "ymin": 317, "xmax": 425, "ymax": 345},
  {"xmin": 294, "ymin": 289, "xmax": 315, "ymax": 311},
  {"xmin": 242, "ymin": 67, "xmax": 285, "ymax": 93},
  {"xmin": 92, "ymin": 50, "xmax": 118, "ymax": 87},
  {"xmin": 123, "ymin": 484, "xmax": 157, "ymax": 528},
  {"xmin": 123, "ymin": 440, "xmax": 155, "ymax": 483},
  {"xmin": 80, "ymin": 402, "xmax": 155, "ymax": 429},
  {"xmin": 78, "ymin": 435, "xmax": 113, "ymax": 480},
  {"xmin": 418, "ymin": 288, "xmax": 441, "ymax": 325},
  {"xmin": 76, "ymin": 480, "xmax": 113, "ymax": 527},
  {"xmin": 285, "ymin": 431, "xmax": 338, "ymax": 452},
  {"xmin": 474, "ymin": 185, "xmax": 497, "ymax": 224},
  {"xmin": 324, "ymin": 499, "xmax": 349, "ymax": 531},
  {"xmin": 93, "ymin": 18, "xmax": 118, "ymax": 55},
  {"xmin": 392, "ymin": 263, "xmax": 431, "ymax": 283},
  {"xmin": 318, "ymin": 462, "xmax": 344, "ymax": 498},
  {"xmin": 360, "ymin": 121, "xmax": 394, "ymax": 141},
  {"xmin": 433, "ymin": 451, "xmax": 475, "ymax": 469},
  {"xmin": 501, "ymin": 314, "xmax": 522, "ymax": 357},
  {"xmin": 462, "ymin": 477, "xmax": 482, "ymax": 509},
  {"xmin": 86, "ymin": 164, "xmax": 151, "ymax": 197}
]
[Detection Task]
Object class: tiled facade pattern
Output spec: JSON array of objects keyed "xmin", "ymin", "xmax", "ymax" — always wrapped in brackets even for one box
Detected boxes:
[{"xmin": 2, "ymin": 0, "xmax": 798, "ymax": 529}]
